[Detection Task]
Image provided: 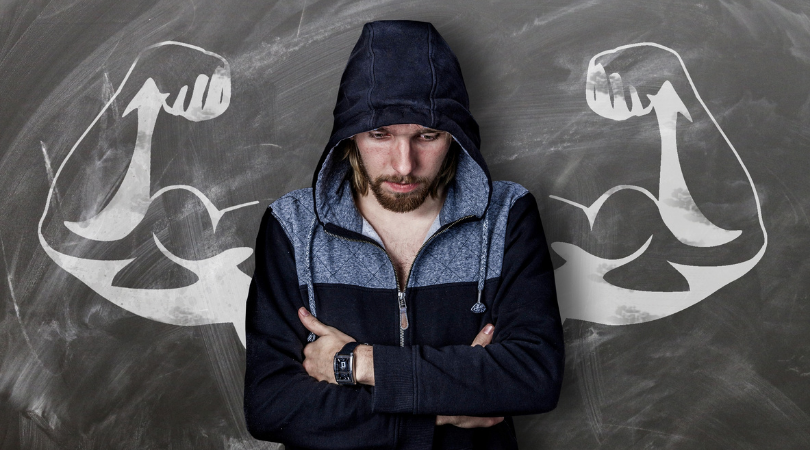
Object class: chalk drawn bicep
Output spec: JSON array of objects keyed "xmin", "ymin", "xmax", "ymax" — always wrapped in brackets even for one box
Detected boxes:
[
  {"xmin": 39, "ymin": 42, "xmax": 253, "ymax": 347},
  {"xmin": 552, "ymin": 43, "xmax": 767, "ymax": 326}
]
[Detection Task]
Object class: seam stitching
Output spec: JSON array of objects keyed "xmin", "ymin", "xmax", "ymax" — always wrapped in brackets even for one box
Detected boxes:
[
  {"xmin": 367, "ymin": 24, "xmax": 376, "ymax": 129},
  {"xmin": 427, "ymin": 24, "xmax": 437, "ymax": 127}
]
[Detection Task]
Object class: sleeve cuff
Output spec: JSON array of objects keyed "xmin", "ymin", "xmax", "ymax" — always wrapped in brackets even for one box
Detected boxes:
[
  {"xmin": 372, "ymin": 345, "xmax": 416, "ymax": 414},
  {"xmin": 396, "ymin": 414, "xmax": 435, "ymax": 450}
]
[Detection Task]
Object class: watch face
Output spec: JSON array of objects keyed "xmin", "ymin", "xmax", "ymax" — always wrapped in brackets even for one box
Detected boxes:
[
  {"xmin": 336, "ymin": 373, "xmax": 352, "ymax": 382},
  {"xmin": 335, "ymin": 355, "xmax": 352, "ymax": 384}
]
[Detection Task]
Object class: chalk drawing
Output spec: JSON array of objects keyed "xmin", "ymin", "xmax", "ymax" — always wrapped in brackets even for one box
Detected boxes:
[
  {"xmin": 38, "ymin": 42, "xmax": 256, "ymax": 346},
  {"xmin": 551, "ymin": 43, "xmax": 768, "ymax": 325}
]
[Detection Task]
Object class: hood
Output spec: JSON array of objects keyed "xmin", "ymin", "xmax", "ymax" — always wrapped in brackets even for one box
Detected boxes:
[{"xmin": 312, "ymin": 20, "xmax": 492, "ymax": 233}]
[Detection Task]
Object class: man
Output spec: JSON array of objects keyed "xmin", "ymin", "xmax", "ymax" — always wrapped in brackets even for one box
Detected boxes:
[{"xmin": 244, "ymin": 20, "xmax": 564, "ymax": 449}]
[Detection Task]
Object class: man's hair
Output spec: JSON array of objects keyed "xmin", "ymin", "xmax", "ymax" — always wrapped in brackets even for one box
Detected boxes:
[{"xmin": 341, "ymin": 137, "xmax": 460, "ymax": 198}]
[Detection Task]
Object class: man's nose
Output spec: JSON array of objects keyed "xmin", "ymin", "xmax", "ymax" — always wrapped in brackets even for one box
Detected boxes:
[{"xmin": 391, "ymin": 138, "xmax": 416, "ymax": 175}]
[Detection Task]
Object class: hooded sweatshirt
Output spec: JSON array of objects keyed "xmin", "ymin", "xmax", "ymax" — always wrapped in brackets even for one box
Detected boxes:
[{"xmin": 244, "ymin": 20, "xmax": 564, "ymax": 450}]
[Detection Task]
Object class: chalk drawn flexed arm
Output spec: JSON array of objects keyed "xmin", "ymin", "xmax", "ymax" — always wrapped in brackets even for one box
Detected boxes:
[
  {"xmin": 550, "ymin": 43, "xmax": 767, "ymax": 325},
  {"xmin": 38, "ymin": 42, "xmax": 255, "ymax": 346}
]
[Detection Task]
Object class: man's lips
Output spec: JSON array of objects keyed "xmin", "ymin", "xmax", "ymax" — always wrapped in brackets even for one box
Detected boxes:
[{"xmin": 384, "ymin": 181, "xmax": 420, "ymax": 193}]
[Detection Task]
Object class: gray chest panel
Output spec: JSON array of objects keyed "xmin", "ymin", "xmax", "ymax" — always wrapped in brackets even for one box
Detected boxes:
[{"xmin": 271, "ymin": 182, "xmax": 528, "ymax": 290}]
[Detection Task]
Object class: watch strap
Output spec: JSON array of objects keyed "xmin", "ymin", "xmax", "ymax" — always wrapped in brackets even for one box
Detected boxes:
[{"xmin": 338, "ymin": 341, "xmax": 362, "ymax": 356}]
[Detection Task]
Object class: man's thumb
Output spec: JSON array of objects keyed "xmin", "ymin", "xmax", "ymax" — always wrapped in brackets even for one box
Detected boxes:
[
  {"xmin": 298, "ymin": 307, "xmax": 329, "ymax": 336},
  {"xmin": 471, "ymin": 324, "xmax": 494, "ymax": 347}
]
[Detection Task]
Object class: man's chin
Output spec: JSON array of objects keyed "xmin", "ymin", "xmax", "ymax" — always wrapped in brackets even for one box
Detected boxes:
[{"xmin": 372, "ymin": 189, "xmax": 428, "ymax": 213}]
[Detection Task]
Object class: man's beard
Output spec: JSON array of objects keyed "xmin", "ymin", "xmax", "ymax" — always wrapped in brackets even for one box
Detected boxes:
[{"xmin": 358, "ymin": 160, "xmax": 439, "ymax": 213}]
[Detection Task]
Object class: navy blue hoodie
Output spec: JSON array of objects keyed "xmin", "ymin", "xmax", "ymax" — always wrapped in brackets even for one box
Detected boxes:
[{"xmin": 244, "ymin": 20, "xmax": 564, "ymax": 449}]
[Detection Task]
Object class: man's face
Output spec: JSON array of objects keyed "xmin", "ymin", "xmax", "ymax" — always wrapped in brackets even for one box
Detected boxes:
[{"xmin": 352, "ymin": 123, "xmax": 452, "ymax": 213}]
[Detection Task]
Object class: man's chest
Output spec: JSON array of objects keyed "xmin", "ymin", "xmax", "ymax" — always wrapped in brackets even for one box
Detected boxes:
[
  {"xmin": 364, "ymin": 214, "xmax": 438, "ymax": 287},
  {"xmin": 378, "ymin": 234, "xmax": 424, "ymax": 287}
]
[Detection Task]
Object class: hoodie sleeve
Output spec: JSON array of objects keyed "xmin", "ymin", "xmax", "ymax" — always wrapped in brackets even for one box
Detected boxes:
[
  {"xmin": 244, "ymin": 208, "xmax": 435, "ymax": 449},
  {"xmin": 371, "ymin": 192, "xmax": 565, "ymax": 416}
]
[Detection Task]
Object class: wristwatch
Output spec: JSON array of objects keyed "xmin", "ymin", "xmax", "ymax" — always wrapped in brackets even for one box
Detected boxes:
[{"xmin": 334, "ymin": 341, "xmax": 363, "ymax": 385}]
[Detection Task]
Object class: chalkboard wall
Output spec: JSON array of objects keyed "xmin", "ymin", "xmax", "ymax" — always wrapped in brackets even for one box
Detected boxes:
[{"xmin": 2, "ymin": 0, "xmax": 809, "ymax": 448}]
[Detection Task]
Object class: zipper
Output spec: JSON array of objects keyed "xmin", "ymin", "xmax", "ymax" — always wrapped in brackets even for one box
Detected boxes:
[
  {"xmin": 325, "ymin": 214, "xmax": 476, "ymax": 347},
  {"xmin": 394, "ymin": 214, "xmax": 475, "ymax": 346}
]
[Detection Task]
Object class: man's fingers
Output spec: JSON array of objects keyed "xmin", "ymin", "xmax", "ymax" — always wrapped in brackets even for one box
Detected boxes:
[
  {"xmin": 437, "ymin": 415, "xmax": 504, "ymax": 428},
  {"xmin": 478, "ymin": 416, "xmax": 504, "ymax": 428},
  {"xmin": 298, "ymin": 307, "xmax": 331, "ymax": 336},
  {"xmin": 470, "ymin": 323, "xmax": 494, "ymax": 347}
]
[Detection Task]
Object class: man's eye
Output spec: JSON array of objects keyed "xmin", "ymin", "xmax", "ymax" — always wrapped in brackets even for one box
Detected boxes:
[
  {"xmin": 370, "ymin": 132, "xmax": 388, "ymax": 139},
  {"xmin": 421, "ymin": 133, "xmax": 440, "ymax": 141}
]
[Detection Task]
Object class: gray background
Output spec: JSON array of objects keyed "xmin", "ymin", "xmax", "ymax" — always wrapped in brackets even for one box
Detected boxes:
[{"xmin": 2, "ymin": 0, "xmax": 810, "ymax": 448}]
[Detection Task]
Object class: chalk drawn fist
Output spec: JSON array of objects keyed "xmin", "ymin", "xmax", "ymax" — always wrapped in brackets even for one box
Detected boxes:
[
  {"xmin": 124, "ymin": 41, "xmax": 231, "ymax": 117},
  {"xmin": 586, "ymin": 44, "xmax": 692, "ymax": 122},
  {"xmin": 122, "ymin": 43, "xmax": 231, "ymax": 123}
]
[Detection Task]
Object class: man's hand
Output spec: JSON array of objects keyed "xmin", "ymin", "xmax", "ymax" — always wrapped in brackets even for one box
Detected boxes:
[
  {"xmin": 436, "ymin": 323, "xmax": 504, "ymax": 428},
  {"xmin": 298, "ymin": 307, "xmax": 356, "ymax": 384}
]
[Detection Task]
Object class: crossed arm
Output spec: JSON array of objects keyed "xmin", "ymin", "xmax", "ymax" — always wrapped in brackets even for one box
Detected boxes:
[
  {"xmin": 245, "ymin": 196, "xmax": 564, "ymax": 448},
  {"xmin": 296, "ymin": 306, "xmax": 504, "ymax": 429}
]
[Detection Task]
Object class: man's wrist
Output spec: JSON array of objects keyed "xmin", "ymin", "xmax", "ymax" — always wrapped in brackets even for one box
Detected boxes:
[{"xmin": 354, "ymin": 344, "xmax": 375, "ymax": 386}]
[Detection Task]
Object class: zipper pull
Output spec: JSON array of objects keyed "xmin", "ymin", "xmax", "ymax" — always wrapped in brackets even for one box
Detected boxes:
[{"xmin": 398, "ymin": 291, "xmax": 409, "ymax": 330}]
